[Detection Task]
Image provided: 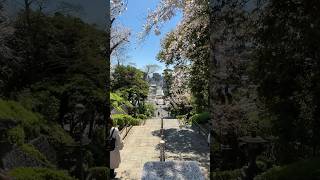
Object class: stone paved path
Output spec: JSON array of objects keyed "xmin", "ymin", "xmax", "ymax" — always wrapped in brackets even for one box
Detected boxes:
[
  {"xmin": 163, "ymin": 119, "xmax": 210, "ymax": 179},
  {"xmin": 116, "ymin": 118, "xmax": 162, "ymax": 180},
  {"xmin": 116, "ymin": 118, "xmax": 209, "ymax": 180}
]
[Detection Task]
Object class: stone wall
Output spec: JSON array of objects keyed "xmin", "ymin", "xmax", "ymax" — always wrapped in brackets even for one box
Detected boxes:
[
  {"xmin": 2, "ymin": 145, "xmax": 47, "ymax": 170},
  {"xmin": 30, "ymin": 136, "xmax": 57, "ymax": 164},
  {"xmin": 1, "ymin": 136, "xmax": 56, "ymax": 170}
]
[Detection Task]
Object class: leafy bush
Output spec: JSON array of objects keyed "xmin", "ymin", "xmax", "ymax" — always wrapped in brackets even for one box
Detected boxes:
[
  {"xmin": 7, "ymin": 125, "xmax": 25, "ymax": 145},
  {"xmin": 20, "ymin": 144, "xmax": 54, "ymax": 167},
  {"xmin": 136, "ymin": 114, "xmax": 147, "ymax": 120},
  {"xmin": 87, "ymin": 167, "xmax": 109, "ymax": 180},
  {"xmin": 111, "ymin": 114, "xmax": 140, "ymax": 127},
  {"xmin": 211, "ymin": 169, "xmax": 243, "ymax": 180},
  {"xmin": 190, "ymin": 112, "xmax": 210, "ymax": 124},
  {"xmin": 176, "ymin": 115, "xmax": 185, "ymax": 120},
  {"xmin": 35, "ymin": 91, "xmax": 60, "ymax": 122},
  {"xmin": 143, "ymin": 103, "xmax": 155, "ymax": 117},
  {"xmin": 0, "ymin": 99, "xmax": 44, "ymax": 139},
  {"xmin": 9, "ymin": 167, "xmax": 74, "ymax": 180},
  {"xmin": 0, "ymin": 99, "xmax": 42, "ymax": 124},
  {"xmin": 17, "ymin": 89, "xmax": 60, "ymax": 122},
  {"xmin": 254, "ymin": 158, "xmax": 320, "ymax": 180},
  {"xmin": 89, "ymin": 127, "xmax": 106, "ymax": 166},
  {"xmin": 130, "ymin": 118, "xmax": 141, "ymax": 126},
  {"xmin": 256, "ymin": 160, "xmax": 268, "ymax": 172},
  {"xmin": 41, "ymin": 123, "xmax": 75, "ymax": 146},
  {"xmin": 111, "ymin": 92, "xmax": 133, "ymax": 113}
]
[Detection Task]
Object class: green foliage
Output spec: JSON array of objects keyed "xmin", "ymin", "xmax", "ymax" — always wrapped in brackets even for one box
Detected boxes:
[
  {"xmin": 162, "ymin": 68, "xmax": 173, "ymax": 97},
  {"xmin": 89, "ymin": 127, "xmax": 106, "ymax": 166},
  {"xmin": 20, "ymin": 144, "xmax": 54, "ymax": 167},
  {"xmin": 143, "ymin": 103, "xmax": 156, "ymax": 117},
  {"xmin": 0, "ymin": 99, "xmax": 42, "ymax": 124},
  {"xmin": 111, "ymin": 92, "xmax": 133, "ymax": 113},
  {"xmin": 3, "ymin": 11, "xmax": 106, "ymax": 96},
  {"xmin": 17, "ymin": 89, "xmax": 61, "ymax": 122},
  {"xmin": 41, "ymin": 123, "xmax": 75, "ymax": 146},
  {"xmin": 136, "ymin": 102, "xmax": 155, "ymax": 117},
  {"xmin": 1, "ymin": 11, "xmax": 107, "ymax": 140},
  {"xmin": 169, "ymin": 104, "xmax": 193, "ymax": 117},
  {"xmin": 111, "ymin": 65, "xmax": 149, "ymax": 113},
  {"xmin": 256, "ymin": 160, "xmax": 268, "ymax": 172},
  {"xmin": 189, "ymin": 112, "xmax": 210, "ymax": 124},
  {"xmin": 87, "ymin": 167, "xmax": 109, "ymax": 180},
  {"xmin": 252, "ymin": 0, "xmax": 320, "ymax": 162},
  {"xmin": 136, "ymin": 114, "xmax": 147, "ymax": 120},
  {"xmin": 33, "ymin": 91, "xmax": 60, "ymax": 122},
  {"xmin": 254, "ymin": 158, "xmax": 320, "ymax": 180},
  {"xmin": 211, "ymin": 169, "xmax": 242, "ymax": 180},
  {"xmin": 111, "ymin": 65, "xmax": 148, "ymax": 94},
  {"xmin": 111, "ymin": 114, "xmax": 141, "ymax": 127},
  {"xmin": 9, "ymin": 167, "xmax": 75, "ymax": 180},
  {"xmin": 130, "ymin": 118, "xmax": 141, "ymax": 126},
  {"xmin": 176, "ymin": 115, "xmax": 185, "ymax": 120},
  {"xmin": 0, "ymin": 99, "xmax": 43, "ymax": 139},
  {"xmin": 7, "ymin": 126, "xmax": 25, "ymax": 145}
]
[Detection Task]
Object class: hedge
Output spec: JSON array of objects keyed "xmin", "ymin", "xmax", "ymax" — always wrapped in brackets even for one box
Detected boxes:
[
  {"xmin": 111, "ymin": 114, "xmax": 141, "ymax": 127},
  {"xmin": 136, "ymin": 114, "xmax": 148, "ymax": 120}
]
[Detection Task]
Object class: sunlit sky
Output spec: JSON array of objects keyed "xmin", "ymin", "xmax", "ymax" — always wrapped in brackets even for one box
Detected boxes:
[{"xmin": 115, "ymin": 0, "xmax": 182, "ymax": 73}]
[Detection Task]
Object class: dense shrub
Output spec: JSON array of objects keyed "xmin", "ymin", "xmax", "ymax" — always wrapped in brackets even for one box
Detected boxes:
[
  {"xmin": 130, "ymin": 118, "xmax": 141, "ymax": 126},
  {"xmin": 9, "ymin": 167, "xmax": 74, "ymax": 180},
  {"xmin": 87, "ymin": 167, "xmax": 109, "ymax": 180},
  {"xmin": 20, "ymin": 144, "xmax": 54, "ymax": 167},
  {"xmin": 143, "ymin": 103, "xmax": 155, "ymax": 117},
  {"xmin": 0, "ymin": 99, "xmax": 42, "ymax": 124},
  {"xmin": 136, "ymin": 114, "xmax": 147, "ymax": 120},
  {"xmin": 111, "ymin": 114, "xmax": 141, "ymax": 127},
  {"xmin": 211, "ymin": 169, "xmax": 243, "ymax": 180},
  {"xmin": 7, "ymin": 125, "xmax": 25, "ymax": 145},
  {"xmin": 254, "ymin": 158, "xmax": 320, "ymax": 180},
  {"xmin": 89, "ymin": 127, "xmax": 106, "ymax": 166},
  {"xmin": 256, "ymin": 160, "xmax": 268, "ymax": 172},
  {"xmin": 190, "ymin": 112, "xmax": 210, "ymax": 124},
  {"xmin": 176, "ymin": 115, "xmax": 185, "ymax": 120},
  {"xmin": 17, "ymin": 89, "xmax": 60, "ymax": 122},
  {"xmin": 41, "ymin": 123, "xmax": 75, "ymax": 146},
  {"xmin": 0, "ymin": 99, "xmax": 44, "ymax": 140}
]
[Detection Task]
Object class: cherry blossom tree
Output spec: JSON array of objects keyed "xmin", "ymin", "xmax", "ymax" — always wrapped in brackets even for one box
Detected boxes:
[
  {"xmin": 142, "ymin": 0, "xmax": 210, "ymax": 113},
  {"xmin": 145, "ymin": 0, "xmax": 263, "ymax": 138},
  {"xmin": 110, "ymin": 0, "xmax": 130, "ymax": 57}
]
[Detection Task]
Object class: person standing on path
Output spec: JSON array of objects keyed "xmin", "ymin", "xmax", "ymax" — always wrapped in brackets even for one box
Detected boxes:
[{"xmin": 108, "ymin": 119, "xmax": 124, "ymax": 178}]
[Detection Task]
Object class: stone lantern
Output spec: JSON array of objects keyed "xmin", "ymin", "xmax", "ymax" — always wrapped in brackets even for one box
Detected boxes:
[{"xmin": 239, "ymin": 131, "xmax": 268, "ymax": 180}]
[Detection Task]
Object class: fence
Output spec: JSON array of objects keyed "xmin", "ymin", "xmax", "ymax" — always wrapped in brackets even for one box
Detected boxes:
[{"xmin": 119, "ymin": 124, "xmax": 133, "ymax": 140}]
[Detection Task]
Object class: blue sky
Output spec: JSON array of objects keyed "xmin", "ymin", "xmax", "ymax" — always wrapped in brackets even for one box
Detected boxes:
[{"xmin": 115, "ymin": 0, "xmax": 182, "ymax": 73}]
